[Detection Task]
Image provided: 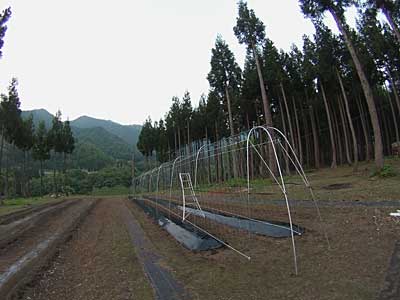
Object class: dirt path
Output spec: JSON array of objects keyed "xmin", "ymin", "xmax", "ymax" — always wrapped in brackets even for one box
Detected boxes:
[
  {"xmin": 17, "ymin": 198, "xmax": 154, "ymax": 300},
  {"xmin": 380, "ymin": 240, "xmax": 400, "ymax": 300}
]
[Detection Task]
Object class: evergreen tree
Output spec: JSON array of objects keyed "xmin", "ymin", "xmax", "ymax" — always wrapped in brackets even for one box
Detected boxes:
[
  {"xmin": 48, "ymin": 110, "xmax": 64, "ymax": 195},
  {"xmin": 62, "ymin": 120, "xmax": 75, "ymax": 173},
  {"xmin": 0, "ymin": 7, "xmax": 11, "ymax": 59},
  {"xmin": 15, "ymin": 116, "xmax": 35, "ymax": 196},
  {"xmin": 32, "ymin": 121, "xmax": 51, "ymax": 197},
  {"xmin": 234, "ymin": 1, "xmax": 277, "ymax": 172},
  {"xmin": 0, "ymin": 78, "xmax": 21, "ymax": 181},
  {"xmin": 207, "ymin": 35, "xmax": 242, "ymax": 137},
  {"xmin": 366, "ymin": 0, "xmax": 400, "ymax": 43},
  {"xmin": 299, "ymin": 0, "xmax": 384, "ymax": 169}
]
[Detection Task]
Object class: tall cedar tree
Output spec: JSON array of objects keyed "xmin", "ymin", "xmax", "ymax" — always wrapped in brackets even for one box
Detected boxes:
[
  {"xmin": 207, "ymin": 35, "xmax": 242, "ymax": 137},
  {"xmin": 366, "ymin": 0, "xmax": 400, "ymax": 43},
  {"xmin": 15, "ymin": 116, "xmax": 35, "ymax": 196},
  {"xmin": 0, "ymin": 78, "xmax": 21, "ymax": 179},
  {"xmin": 62, "ymin": 120, "xmax": 75, "ymax": 173},
  {"xmin": 48, "ymin": 111, "xmax": 64, "ymax": 195},
  {"xmin": 234, "ymin": 1, "xmax": 277, "ymax": 173},
  {"xmin": 32, "ymin": 121, "xmax": 51, "ymax": 197},
  {"xmin": 0, "ymin": 7, "xmax": 11, "ymax": 59},
  {"xmin": 299, "ymin": 0, "xmax": 384, "ymax": 169}
]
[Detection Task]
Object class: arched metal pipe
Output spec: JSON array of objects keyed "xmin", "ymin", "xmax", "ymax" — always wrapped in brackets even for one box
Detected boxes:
[
  {"xmin": 194, "ymin": 143, "xmax": 208, "ymax": 189},
  {"xmin": 246, "ymin": 125, "xmax": 298, "ymax": 275}
]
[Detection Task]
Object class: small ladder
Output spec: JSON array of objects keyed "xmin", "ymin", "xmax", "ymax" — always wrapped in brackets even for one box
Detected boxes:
[{"xmin": 179, "ymin": 173, "xmax": 205, "ymax": 221}]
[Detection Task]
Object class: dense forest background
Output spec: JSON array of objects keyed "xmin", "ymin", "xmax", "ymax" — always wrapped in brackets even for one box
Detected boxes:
[
  {"xmin": 137, "ymin": 0, "xmax": 400, "ymax": 178},
  {"xmin": 1, "ymin": 0, "xmax": 400, "ymax": 198}
]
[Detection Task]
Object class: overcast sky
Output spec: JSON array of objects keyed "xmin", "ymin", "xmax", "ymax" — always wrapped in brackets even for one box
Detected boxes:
[{"xmin": 0, "ymin": 0, "xmax": 357, "ymax": 125}]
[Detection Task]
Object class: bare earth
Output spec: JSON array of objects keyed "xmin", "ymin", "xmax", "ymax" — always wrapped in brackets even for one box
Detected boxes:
[
  {"xmin": 16, "ymin": 198, "xmax": 154, "ymax": 300},
  {"xmin": 1, "ymin": 159, "xmax": 399, "ymax": 300}
]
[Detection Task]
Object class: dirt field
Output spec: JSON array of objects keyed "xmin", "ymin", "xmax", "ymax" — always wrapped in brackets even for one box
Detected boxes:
[
  {"xmin": 16, "ymin": 198, "xmax": 154, "ymax": 300},
  {"xmin": 0, "ymin": 160, "xmax": 398, "ymax": 300},
  {"xmin": 128, "ymin": 198, "xmax": 399, "ymax": 300}
]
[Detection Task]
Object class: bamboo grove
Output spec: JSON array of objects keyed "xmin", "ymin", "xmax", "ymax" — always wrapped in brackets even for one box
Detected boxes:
[{"xmin": 137, "ymin": 0, "xmax": 400, "ymax": 174}]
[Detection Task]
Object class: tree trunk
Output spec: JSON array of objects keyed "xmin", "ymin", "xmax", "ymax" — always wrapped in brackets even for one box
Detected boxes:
[
  {"xmin": 215, "ymin": 123, "xmax": 220, "ymax": 183},
  {"xmin": 225, "ymin": 85, "xmax": 238, "ymax": 178},
  {"xmin": 205, "ymin": 127, "xmax": 211, "ymax": 184},
  {"xmin": 381, "ymin": 106, "xmax": 391, "ymax": 155},
  {"xmin": 386, "ymin": 89, "xmax": 400, "ymax": 143},
  {"xmin": 293, "ymin": 99, "xmax": 303, "ymax": 166},
  {"xmin": 22, "ymin": 151, "xmax": 27, "ymax": 197},
  {"xmin": 0, "ymin": 127, "xmax": 4, "ymax": 177},
  {"xmin": 174, "ymin": 129, "xmax": 177, "ymax": 156},
  {"xmin": 280, "ymin": 83, "xmax": 296, "ymax": 152},
  {"xmin": 337, "ymin": 68, "xmax": 358, "ymax": 171},
  {"xmin": 329, "ymin": 7, "xmax": 384, "ymax": 169},
  {"xmin": 309, "ymin": 105, "xmax": 320, "ymax": 169},
  {"xmin": 301, "ymin": 105, "xmax": 311, "ymax": 168},
  {"xmin": 252, "ymin": 43, "xmax": 277, "ymax": 174},
  {"xmin": 279, "ymin": 100, "xmax": 290, "ymax": 174},
  {"xmin": 389, "ymin": 74, "xmax": 400, "ymax": 117},
  {"xmin": 40, "ymin": 160, "xmax": 43, "ymax": 197},
  {"xmin": 333, "ymin": 106, "xmax": 343, "ymax": 165},
  {"xmin": 177, "ymin": 126, "xmax": 181, "ymax": 155},
  {"xmin": 356, "ymin": 96, "xmax": 371, "ymax": 161},
  {"xmin": 53, "ymin": 160, "xmax": 57, "ymax": 197},
  {"xmin": 5, "ymin": 153, "xmax": 8, "ymax": 198},
  {"xmin": 338, "ymin": 96, "xmax": 352, "ymax": 165},
  {"xmin": 320, "ymin": 81, "xmax": 337, "ymax": 168},
  {"xmin": 382, "ymin": 7, "xmax": 400, "ymax": 44}
]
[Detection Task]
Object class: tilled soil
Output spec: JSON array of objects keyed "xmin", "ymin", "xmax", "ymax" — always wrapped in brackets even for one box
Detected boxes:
[
  {"xmin": 18, "ymin": 198, "xmax": 154, "ymax": 300},
  {"xmin": 0, "ymin": 199, "xmax": 82, "ymax": 276},
  {"xmin": 128, "ymin": 196, "xmax": 400, "ymax": 300}
]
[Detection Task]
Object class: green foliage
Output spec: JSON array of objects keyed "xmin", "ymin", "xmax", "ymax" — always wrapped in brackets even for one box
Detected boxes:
[
  {"xmin": 371, "ymin": 164, "xmax": 397, "ymax": 178},
  {"xmin": 48, "ymin": 110, "xmax": 64, "ymax": 153},
  {"xmin": 137, "ymin": 118, "xmax": 156, "ymax": 157},
  {"xmin": 71, "ymin": 115, "xmax": 142, "ymax": 148},
  {"xmin": 91, "ymin": 185, "xmax": 131, "ymax": 196},
  {"xmin": 15, "ymin": 115, "xmax": 35, "ymax": 152},
  {"xmin": 0, "ymin": 7, "xmax": 11, "ymax": 59},
  {"xmin": 29, "ymin": 165, "xmax": 133, "ymax": 197},
  {"xmin": 73, "ymin": 127, "xmax": 131, "ymax": 161},
  {"xmin": 233, "ymin": 1, "xmax": 266, "ymax": 48},
  {"xmin": 62, "ymin": 120, "xmax": 75, "ymax": 155},
  {"xmin": 1, "ymin": 78, "xmax": 22, "ymax": 145},
  {"xmin": 71, "ymin": 142, "xmax": 113, "ymax": 171},
  {"xmin": 208, "ymin": 37, "xmax": 242, "ymax": 96}
]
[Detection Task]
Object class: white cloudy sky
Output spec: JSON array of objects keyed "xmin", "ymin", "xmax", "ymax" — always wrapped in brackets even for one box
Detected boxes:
[{"xmin": 0, "ymin": 0, "xmax": 357, "ymax": 125}]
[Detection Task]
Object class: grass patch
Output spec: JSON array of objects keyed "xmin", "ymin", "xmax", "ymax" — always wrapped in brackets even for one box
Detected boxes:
[
  {"xmin": 371, "ymin": 164, "xmax": 397, "ymax": 178},
  {"xmin": 91, "ymin": 185, "xmax": 131, "ymax": 196},
  {"xmin": 0, "ymin": 196, "xmax": 56, "ymax": 216}
]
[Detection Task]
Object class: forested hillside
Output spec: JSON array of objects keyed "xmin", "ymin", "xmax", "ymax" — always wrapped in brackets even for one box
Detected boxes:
[
  {"xmin": 0, "ymin": 104, "xmax": 142, "ymax": 197},
  {"xmin": 21, "ymin": 109, "xmax": 143, "ymax": 163},
  {"xmin": 71, "ymin": 115, "xmax": 142, "ymax": 146}
]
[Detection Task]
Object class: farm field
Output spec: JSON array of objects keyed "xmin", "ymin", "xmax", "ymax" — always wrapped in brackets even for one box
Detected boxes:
[{"xmin": 0, "ymin": 160, "xmax": 398, "ymax": 299}]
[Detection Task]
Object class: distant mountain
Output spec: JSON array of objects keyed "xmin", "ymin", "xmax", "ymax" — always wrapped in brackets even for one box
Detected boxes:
[
  {"xmin": 71, "ymin": 115, "xmax": 141, "ymax": 147},
  {"xmin": 21, "ymin": 109, "xmax": 143, "ymax": 164},
  {"xmin": 72, "ymin": 127, "xmax": 133, "ymax": 160},
  {"xmin": 21, "ymin": 109, "xmax": 54, "ymax": 128}
]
